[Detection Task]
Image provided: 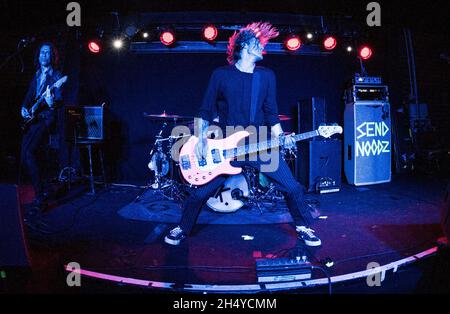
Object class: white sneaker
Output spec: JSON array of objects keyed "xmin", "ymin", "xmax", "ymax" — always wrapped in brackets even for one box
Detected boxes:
[
  {"xmin": 296, "ymin": 226, "xmax": 322, "ymax": 247},
  {"xmin": 164, "ymin": 226, "xmax": 186, "ymax": 245}
]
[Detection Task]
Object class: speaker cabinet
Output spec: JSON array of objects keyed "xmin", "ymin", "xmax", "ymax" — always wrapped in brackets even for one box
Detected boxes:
[
  {"xmin": 297, "ymin": 97, "xmax": 326, "ymax": 137},
  {"xmin": 344, "ymin": 101, "xmax": 391, "ymax": 185},
  {"xmin": 0, "ymin": 184, "xmax": 30, "ymax": 267},
  {"xmin": 297, "ymin": 140, "xmax": 342, "ymax": 193},
  {"xmin": 65, "ymin": 105, "xmax": 105, "ymax": 142}
]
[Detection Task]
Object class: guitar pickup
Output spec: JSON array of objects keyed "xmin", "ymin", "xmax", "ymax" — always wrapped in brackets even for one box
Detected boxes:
[
  {"xmin": 180, "ymin": 155, "xmax": 191, "ymax": 170},
  {"xmin": 211, "ymin": 149, "xmax": 221, "ymax": 164},
  {"xmin": 198, "ymin": 158, "xmax": 207, "ymax": 167}
]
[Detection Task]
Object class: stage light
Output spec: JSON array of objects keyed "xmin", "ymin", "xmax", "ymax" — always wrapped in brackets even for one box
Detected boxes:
[
  {"xmin": 203, "ymin": 25, "xmax": 218, "ymax": 41},
  {"xmin": 306, "ymin": 33, "xmax": 313, "ymax": 40},
  {"xmin": 346, "ymin": 46, "xmax": 353, "ymax": 52},
  {"xmin": 88, "ymin": 40, "xmax": 101, "ymax": 54},
  {"xmin": 142, "ymin": 32, "xmax": 149, "ymax": 39},
  {"xmin": 160, "ymin": 31, "xmax": 175, "ymax": 46},
  {"xmin": 112, "ymin": 39, "xmax": 124, "ymax": 49},
  {"xmin": 284, "ymin": 34, "xmax": 302, "ymax": 51},
  {"xmin": 359, "ymin": 46, "xmax": 373, "ymax": 60},
  {"xmin": 323, "ymin": 36, "xmax": 337, "ymax": 50}
]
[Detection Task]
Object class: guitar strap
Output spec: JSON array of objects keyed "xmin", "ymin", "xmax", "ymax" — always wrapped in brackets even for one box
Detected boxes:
[
  {"xmin": 249, "ymin": 71, "xmax": 260, "ymax": 124},
  {"xmin": 36, "ymin": 72, "xmax": 48, "ymax": 99}
]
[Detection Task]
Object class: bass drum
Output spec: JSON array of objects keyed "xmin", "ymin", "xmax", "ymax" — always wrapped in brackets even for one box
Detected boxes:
[
  {"xmin": 206, "ymin": 174, "xmax": 249, "ymax": 213},
  {"xmin": 148, "ymin": 151, "xmax": 169, "ymax": 176}
]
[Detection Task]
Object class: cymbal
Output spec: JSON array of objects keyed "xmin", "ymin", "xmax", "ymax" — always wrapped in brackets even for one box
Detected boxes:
[
  {"xmin": 278, "ymin": 114, "xmax": 292, "ymax": 121},
  {"xmin": 144, "ymin": 111, "xmax": 193, "ymax": 120},
  {"xmin": 144, "ymin": 112, "xmax": 291, "ymax": 121}
]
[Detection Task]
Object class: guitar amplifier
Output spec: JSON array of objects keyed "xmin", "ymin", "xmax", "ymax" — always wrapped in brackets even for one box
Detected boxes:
[
  {"xmin": 297, "ymin": 139, "xmax": 342, "ymax": 193},
  {"xmin": 344, "ymin": 101, "xmax": 391, "ymax": 185},
  {"xmin": 297, "ymin": 97, "xmax": 326, "ymax": 138},
  {"xmin": 65, "ymin": 104, "xmax": 105, "ymax": 141}
]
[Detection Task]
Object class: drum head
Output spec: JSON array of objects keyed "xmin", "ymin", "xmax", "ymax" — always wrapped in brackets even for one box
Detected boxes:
[
  {"xmin": 148, "ymin": 151, "xmax": 169, "ymax": 176},
  {"xmin": 207, "ymin": 174, "xmax": 249, "ymax": 213}
]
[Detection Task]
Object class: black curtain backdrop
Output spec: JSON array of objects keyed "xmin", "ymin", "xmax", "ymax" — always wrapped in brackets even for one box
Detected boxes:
[{"xmin": 78, "ymin": 49, "xmax": 360, "ymax": 183}]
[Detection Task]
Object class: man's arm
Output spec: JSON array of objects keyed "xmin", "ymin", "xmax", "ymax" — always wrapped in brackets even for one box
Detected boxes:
[
  {"xmin": 21, "ymin": 76, "xmax": 36, "ymax": 118},
  {"xmin": 271, "ymin": 123, "xmax": 284, "ymax": 137},
  {"xmin": 195, "ymin": 117, "xmax": 210, "ymax": 140},
  {"xmin": 197, "ymin": 69, "xmax": 220, "ymax": 127},
  {"xmin": 265, "ymin": 70, "xmax": 296, "ymax": 148},
  {"xmin": 45, "ymin": 72, "xmax": 64, "ymax": 109},
  {"xmin": 263, "ymin": 70, "xmax": 284, "ymax": 137},
  {"xmin": 195, "ymin": 69, "xmax": 220, "ymax": 159}
]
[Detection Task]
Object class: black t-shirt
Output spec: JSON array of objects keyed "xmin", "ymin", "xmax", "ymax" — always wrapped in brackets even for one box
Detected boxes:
[{"xmin": 197, "ymin": 65, "xmax": 280, "ymax": 133}]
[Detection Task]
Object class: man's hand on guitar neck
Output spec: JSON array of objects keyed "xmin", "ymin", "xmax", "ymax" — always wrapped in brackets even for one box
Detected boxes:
[
  {"xmin": 21, "ymin": 107, "xmax": 31, "ymax": 119},
  {"xmin": 271, "ymin": 123, "xmax": 296, "ymax": 149}
]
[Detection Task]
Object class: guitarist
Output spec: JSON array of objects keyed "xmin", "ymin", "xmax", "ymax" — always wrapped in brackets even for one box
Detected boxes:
[
  {"xmin": 164, "ymin": 22, "xmax": 321, "ymax": 247},
  {"xmin": 20, "ymin": 42, "xmax": 64, "ymax": 211}
]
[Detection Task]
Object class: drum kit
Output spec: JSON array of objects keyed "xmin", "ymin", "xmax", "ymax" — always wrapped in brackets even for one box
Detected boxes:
[{"xmin": 144, "ymin": 111, "xmax": 297, "ymax": 213}]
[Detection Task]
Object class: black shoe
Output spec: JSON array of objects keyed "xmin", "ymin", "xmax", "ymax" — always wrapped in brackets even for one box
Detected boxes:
[
  {"xmin": 164, "ymin": 226, "xmax": 186, "ymax": 245},
  {"xmin": 296, "ymin": 226, "xmax": 322, "ymax": 247}
]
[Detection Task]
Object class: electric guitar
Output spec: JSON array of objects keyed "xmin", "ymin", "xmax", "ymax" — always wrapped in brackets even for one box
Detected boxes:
[
  {"xmin": 21, "ymin": 75, "xmax": 68, "ymax": 131},
  {"xmin": 179, "ymin": 124, "xmax": 343, "ymax": 186}
]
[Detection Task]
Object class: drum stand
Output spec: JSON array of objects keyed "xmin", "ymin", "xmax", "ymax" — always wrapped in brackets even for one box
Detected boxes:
[
  {"xmin": 242, "ymin": 166, "xmax": 285, "ymax": 213},
  {"xmin": 148, "ymin": 124, "xmax": 186, "ymax": 202},
  {"xmin": 158, "ymin": 135, "xmax": 185, "ymax": 201}
]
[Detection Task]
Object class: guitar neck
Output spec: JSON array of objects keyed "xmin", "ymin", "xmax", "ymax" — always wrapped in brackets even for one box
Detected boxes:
[{"xmin": 225, "ymin": 130, "xmax": 319, "ymax": 158}]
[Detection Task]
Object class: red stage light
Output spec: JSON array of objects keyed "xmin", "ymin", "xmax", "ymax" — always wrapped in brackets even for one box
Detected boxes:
[
  {"xmin": 359, "ymin": 46, "xmax": 373, "ymax": 60},
  {"xmin": 160, "ymin": 31, "xmax": 175, "ymax": 46},
  {"xmin": 203, "ymin": 25, "xmax": 218, "ymax": 41},
  {"xmin": 285, "ymin": 35, "xmax": 302, "ymax": 51},
  {"xmin": 88, "ymin": 41, "xmax": 101, "ymax": 54},
  {"xmin": 323, "ymin": 36, "xmax": 337, "ymax": 50}
]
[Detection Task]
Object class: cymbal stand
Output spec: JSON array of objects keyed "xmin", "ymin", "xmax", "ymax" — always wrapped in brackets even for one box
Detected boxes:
[
  {"xmin": 151, "ymin": 119, "xmax": 188, "ymax": 202},
  {"xmin": 159, "ymin": 134, "xmax": 185, "ymax": 201}
]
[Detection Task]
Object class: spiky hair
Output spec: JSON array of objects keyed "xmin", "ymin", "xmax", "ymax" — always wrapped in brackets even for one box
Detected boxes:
[{"xmin": 227, "ymin": 21, "xmax": 279, "ymax": 64}]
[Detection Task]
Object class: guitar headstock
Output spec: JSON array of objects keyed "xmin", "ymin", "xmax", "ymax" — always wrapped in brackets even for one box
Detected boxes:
[
  {"xmin": 318, "ymin": 124, "xmax": 343, "ymax": 138},
  {"xmin": 53, "ymin": 76, "xmax": 68, "ymax": 89}
]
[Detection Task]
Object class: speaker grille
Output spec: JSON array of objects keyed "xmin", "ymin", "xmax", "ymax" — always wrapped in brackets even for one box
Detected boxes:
[{"xmin": 78, "ymin": 106, "xmax": 103, "ymax": 140}]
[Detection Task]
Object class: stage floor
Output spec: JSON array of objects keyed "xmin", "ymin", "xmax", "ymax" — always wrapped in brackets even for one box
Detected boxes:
[{"xmin": 19, "ymin": 173, "xmax": 447, "ymax": 293}]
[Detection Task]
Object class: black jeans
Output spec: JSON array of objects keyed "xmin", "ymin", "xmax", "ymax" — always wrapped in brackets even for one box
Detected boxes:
[
  {"xmin": 179, "ymin": 156, "xmax": 313, "ymax": 234},
  {"xmin": 21, "ymin": 114, "xmax": 55, "ymax": 198}
]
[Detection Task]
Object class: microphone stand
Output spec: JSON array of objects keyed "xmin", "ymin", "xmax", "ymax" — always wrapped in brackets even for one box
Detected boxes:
[
  {"xmin": 358, "ymin": 57, "xmax": 368, "ymax": 77},
  {"xmin": 0, "ymin": 39, "xmax": 32, "ymax": 72}
]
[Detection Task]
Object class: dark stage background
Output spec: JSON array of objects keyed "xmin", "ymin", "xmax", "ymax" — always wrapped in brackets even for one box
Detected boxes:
[
  {"xmin": 1, "ymin": 1, "xmax": 448, "ymax": 185},
  {"xmin": 78, "ymin": 50, "xmax": 355, "ymax": 183}
]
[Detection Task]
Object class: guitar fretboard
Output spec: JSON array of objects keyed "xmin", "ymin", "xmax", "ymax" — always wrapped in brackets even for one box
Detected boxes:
[{"xmin": 223, "ymin": 130, "xmax": 319, "ymax": 159}]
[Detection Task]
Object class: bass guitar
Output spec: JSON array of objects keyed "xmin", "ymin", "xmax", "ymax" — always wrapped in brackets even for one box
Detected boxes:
[{"xmin": 179, "ymin": 124, "xmax": 343, "ymax": 186}]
